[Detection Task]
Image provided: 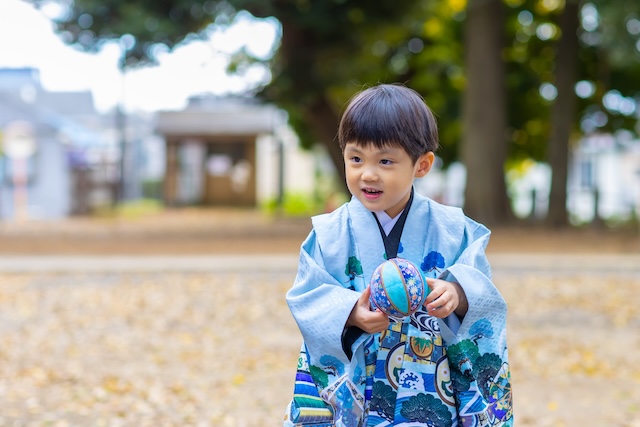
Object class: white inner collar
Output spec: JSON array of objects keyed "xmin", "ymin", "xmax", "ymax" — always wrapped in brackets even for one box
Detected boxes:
[{"xmin": 373, "ymin": 210, "xmax": 403, "ymax": 236}]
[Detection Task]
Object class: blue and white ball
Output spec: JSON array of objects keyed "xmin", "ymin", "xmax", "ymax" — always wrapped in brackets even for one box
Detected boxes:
[{"xmin": 369, "ymin": 258, "xmax": 428, "ymax": 319}]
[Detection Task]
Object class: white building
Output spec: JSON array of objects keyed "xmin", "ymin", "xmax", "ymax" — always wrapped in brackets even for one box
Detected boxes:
[
  {"xmin": 506, "ymin": 134, "xmax": 640, "ymax": 224},
  {"xmin": 0, "ymin": 68, "xmax": 104, "ymax": 219},
  {"xmin": 155, "ymin": 96, "xmax": 318, "ymax": 208},
  {"xmin": 568, "ymin": 134, "xmax": 640, "ymax": 223}
]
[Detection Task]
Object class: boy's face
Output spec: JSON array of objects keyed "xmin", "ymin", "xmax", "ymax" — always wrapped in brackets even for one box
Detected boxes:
[{"xmin": 343, "ymin": 142, "xmax": 434, "ymax": 218}]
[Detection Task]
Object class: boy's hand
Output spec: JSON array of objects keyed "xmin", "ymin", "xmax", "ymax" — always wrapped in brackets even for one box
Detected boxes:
[
  {"xmin": 346, "ymin": 286, "xmax": 390, "ymax": 334},
  {"xmin": 424, "ymin": 278, "xmax": 468, "ymax": 319}
]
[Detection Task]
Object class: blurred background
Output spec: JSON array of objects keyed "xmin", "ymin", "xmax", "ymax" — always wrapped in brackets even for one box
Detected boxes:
[
  {"xmin": 0, "ymin": 0, "xmax": 639, "ymax": 426},
  {"xmin": 0, "ymin": 0, "xmax": 638, "ymax": 227}
]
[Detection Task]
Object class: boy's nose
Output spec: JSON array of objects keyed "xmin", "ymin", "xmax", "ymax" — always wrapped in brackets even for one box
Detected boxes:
[{"xmin": 361, "ymin": 167, "xmax": 379, "ymax": 181}]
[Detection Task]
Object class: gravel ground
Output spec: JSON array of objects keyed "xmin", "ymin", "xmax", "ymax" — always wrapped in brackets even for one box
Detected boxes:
[{"xmin": 0, "ymin": 269, "xmax": 638, "ymax": 427}]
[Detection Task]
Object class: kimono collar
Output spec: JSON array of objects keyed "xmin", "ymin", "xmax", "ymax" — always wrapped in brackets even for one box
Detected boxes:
[
  {"xmin": 372, "ymin": 188, "xmax": 414, "ymax": 259},
  {"xmin": 373, "ymin": 210, "xmax": 399, "ymax": 235}
]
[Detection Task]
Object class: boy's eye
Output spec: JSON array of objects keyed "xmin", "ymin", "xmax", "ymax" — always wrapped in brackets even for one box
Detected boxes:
[
  {"xmin": 351, "ymin": 156, "xmax": 362, "ymax": 163},
  {"xmin": 380, "ymin": 159, "xmax": 393, "ymax": 165}
]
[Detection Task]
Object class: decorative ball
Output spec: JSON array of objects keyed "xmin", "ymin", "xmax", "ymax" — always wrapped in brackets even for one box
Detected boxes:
[{"xmin": 369, "ymin": 258, "xmax": 428, "ymax": 319}]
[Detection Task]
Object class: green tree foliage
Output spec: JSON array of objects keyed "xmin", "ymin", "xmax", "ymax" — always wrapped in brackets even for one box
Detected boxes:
[
  {"xmin": 504, "ymin": 0, "xmax": 640, "ymax": 164},
  {"xmin": 579, "ymin": 1, "xmax": 640, "ymax": 136}
]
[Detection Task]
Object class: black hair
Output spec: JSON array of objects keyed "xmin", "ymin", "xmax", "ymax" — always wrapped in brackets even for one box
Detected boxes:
[{"xmin": 338, "ymin": 84, "xmax": 439, "ymax": 163}]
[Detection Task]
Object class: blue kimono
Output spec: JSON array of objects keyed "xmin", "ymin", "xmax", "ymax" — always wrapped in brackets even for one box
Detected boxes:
[{"xmin": 284, "ymin": 192, "xmax": 513, "ymax": 427}]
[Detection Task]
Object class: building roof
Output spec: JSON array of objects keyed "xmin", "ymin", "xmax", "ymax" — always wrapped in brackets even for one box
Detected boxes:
[
  {"xmin": 0, "ymin": 91, "xmax": 57, "ymax": 136},
  {"xmin": 0, "ymin": 68, "xmax": 41, "ymax": 91},
  {"xmin": 0, "ymin": 89, "xmax": 103, "ymax": 147},
  {"xmin": 0, "ymin": 67, "xmax": 96, "ymax": 116},
  {"xmin": 156, "ymin": 96, "xmax": 284, "ymax": 137},
  {"xmin": 35, "ymin": 90, "xmax": 96, "ymax": 116}
]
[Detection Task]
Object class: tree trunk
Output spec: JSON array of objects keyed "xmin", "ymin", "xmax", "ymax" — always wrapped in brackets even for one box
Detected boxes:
[
  {"xmin": 461, "ymin": 0, "xmax": 511, "ymax": 226},
  {"xmin": 263, "ymin": 16, "xmax": 348, "ymax": 193},
  {"xmin": 546, "ymin": 0, "xmax": 580, "ymax": 227},
  {"xmin": 305, "ymin": 97, "xmax": 347, "ymax": 189}
]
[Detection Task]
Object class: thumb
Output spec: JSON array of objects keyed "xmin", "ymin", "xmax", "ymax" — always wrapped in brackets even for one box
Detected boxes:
[
  {"xmin": 361, "ymin": 286, "xmax": 375, "ymax": 310},
  {"xmin": 361, "ymin": 285, "xmax": 372, "ymax": 302}
]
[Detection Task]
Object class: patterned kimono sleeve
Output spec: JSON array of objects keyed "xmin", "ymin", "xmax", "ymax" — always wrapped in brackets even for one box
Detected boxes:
[
  {"xmin": 438, "ymin": 218, "xmax": 514, "ymax": 426},
  {"xmin": 286, "ymin": 229, "xmax": 362, "ymax": 365},
  {"xmin": 442, "ymin": 218, "xmax": 507, "ymax": 344}
]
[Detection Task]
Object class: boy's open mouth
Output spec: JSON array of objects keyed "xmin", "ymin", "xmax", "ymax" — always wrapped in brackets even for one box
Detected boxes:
[{"xmin": 362, "ymin": 188, "xmax": 382, "ymax": 195}]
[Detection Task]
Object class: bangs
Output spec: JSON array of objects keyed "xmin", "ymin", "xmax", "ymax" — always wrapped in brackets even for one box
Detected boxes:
[
  {"xmin": 338, "ymin": 84, "xmax": 438, "ymax": 161},
  {"xmin": 340, "ymin": 96, "xmax": 410, "ymax": 149}
]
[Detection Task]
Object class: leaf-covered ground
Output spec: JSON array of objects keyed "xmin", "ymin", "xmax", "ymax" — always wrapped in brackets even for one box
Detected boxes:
[{"xmin": 0, "ymin": 270, "xmax": 638, "ymax": 426}]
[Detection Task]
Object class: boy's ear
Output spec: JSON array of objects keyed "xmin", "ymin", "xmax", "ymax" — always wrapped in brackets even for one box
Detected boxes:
[{"xmin": 415, "ymin": 152, "xmax": 435, "ymax": 178}]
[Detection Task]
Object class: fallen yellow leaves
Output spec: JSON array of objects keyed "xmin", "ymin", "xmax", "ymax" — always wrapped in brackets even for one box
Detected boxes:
[
  {"xmin": 0, "ymin": 270, "xmax": 637, "ymax": 426},
  {"xmin": 498, "ymin": 271, "xmax": 640, "ymax": 426},
  {"xmin": 0, "ymin": 272, "xmax": 299, "ymax": 426}
]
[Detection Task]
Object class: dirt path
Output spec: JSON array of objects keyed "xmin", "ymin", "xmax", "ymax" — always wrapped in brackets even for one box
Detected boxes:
[{"xmin": 1, "ymin": 208, "xmax": 638, "ymax": 255}]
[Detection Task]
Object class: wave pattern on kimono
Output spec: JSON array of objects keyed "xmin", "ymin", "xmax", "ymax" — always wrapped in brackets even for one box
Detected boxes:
[{"xmin": 284, "ymin": 193, "xmax": 513, "ymax": 427}]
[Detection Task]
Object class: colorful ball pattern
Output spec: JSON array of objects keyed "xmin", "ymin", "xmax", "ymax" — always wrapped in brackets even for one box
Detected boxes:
[{"xmin": 369, "ymin": 258, "xmax": 428, "ymax": 319}]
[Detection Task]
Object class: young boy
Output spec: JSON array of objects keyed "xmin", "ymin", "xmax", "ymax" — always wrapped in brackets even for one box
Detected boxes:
[{"xmin": 284, "ymin": 84, "xmax": 512, "ymax": 427}]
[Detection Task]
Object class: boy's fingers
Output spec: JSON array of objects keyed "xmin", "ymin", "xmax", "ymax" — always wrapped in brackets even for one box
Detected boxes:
[
  {"xmin": 425, "ymin": 278, "xmax": 437, "ymax": 291},
  {"xmin": 425, "ymin": 282, "xmax": 445, "ymax": 306}
]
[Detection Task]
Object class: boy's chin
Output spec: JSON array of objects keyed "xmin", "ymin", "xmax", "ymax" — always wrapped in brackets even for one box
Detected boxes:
[{"xmin": 357, "ymin": 198, "xmax": 386, "ymax": 212}]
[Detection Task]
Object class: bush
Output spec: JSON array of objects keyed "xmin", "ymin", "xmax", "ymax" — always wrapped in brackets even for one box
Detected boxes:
[{"xmin": 261, "ymin": 192, "xmax": 323, "ymax": 217}]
